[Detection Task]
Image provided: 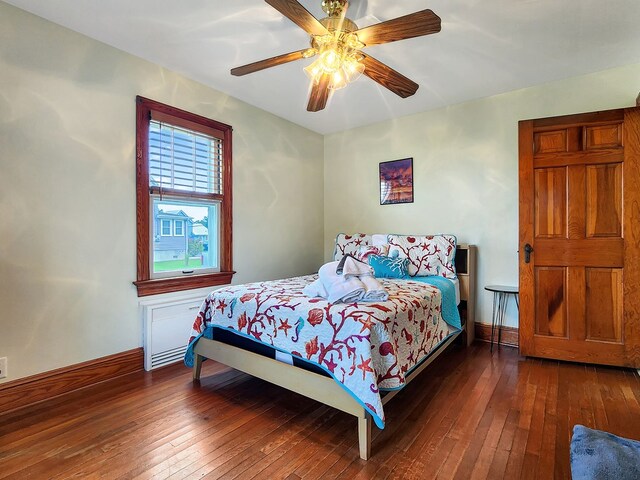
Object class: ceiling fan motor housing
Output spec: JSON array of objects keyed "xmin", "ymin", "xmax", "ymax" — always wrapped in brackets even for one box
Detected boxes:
[
  {"xmin": 310, "ymin": 16, "xmax": 363, "ymax": 63},
  {"xmin": 321, "ymin": 0, "xmax": 348, "ymax": 17},
  {"xmin": 319, "ymin": 15, "xmax": 358, "ymax": 34}
]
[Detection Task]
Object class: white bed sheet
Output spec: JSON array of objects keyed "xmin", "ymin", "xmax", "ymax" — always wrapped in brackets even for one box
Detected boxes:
[{"xmin": 451, "ymin": 276, "xmax": 460, "ymax": 305}]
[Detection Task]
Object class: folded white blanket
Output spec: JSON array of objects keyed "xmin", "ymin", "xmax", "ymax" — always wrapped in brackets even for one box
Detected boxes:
[
  {"xmin": 360, "ymin": 275, "xmax": 389, "ymax": 302},
  {"xmin": 319, "ymin": 261, "xmax": 366, "ymax": 303},
  {"xmin": 338, "ymin": 255, "xmax": 374, "ymax": 279},
  {"xmin": 303, "ymin": 260, "xmax": 387, "ymax": 304},
  {"xmin": 302, "ymin": 278, "xmax": 328, "ymax": 298}
]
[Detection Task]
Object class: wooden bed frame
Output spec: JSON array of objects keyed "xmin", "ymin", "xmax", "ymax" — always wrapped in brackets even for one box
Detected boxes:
[{"xmin": 192, "ymin": 244, "xmax": 476, "ymax": 460}]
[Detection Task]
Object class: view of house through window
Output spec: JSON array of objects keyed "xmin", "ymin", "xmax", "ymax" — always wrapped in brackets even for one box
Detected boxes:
[{"xmin": 152, "ymin": 199, "xmax": 219, "ymax": 274}]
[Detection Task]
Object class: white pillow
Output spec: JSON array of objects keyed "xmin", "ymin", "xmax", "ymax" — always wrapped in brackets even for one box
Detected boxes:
[{"xmin": 371, "ymin": 234, "xmax": 388, "ymax": 246}]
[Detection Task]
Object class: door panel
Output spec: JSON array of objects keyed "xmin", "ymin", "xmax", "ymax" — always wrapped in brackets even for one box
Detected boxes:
[
  {"xmin": 534, "ymin": 267, "xmax": 567, "ymax": 337},
  {"xmin": 585, "ymin": 163, "xmax": 622, "ymax": 238},
  {"xmin": 567, "ymin": 165, "xmax": 586, "ymax": 239},
  {"xmin": 534, "ymin": 130, "xmax": 567, "ymax": 153},
  {"xmin": 519, "ymin": 108, "xmax": 640, "ymax": 368},
  {"xmin": 585, "ymin": 268, "xmax": 623, "ymax": 343},
  {"xmin": 584, "ymin": 123, "xmax": 623, "ymax": 150},
  {"xmin": 534, "ymin": 168, "xmax": 566, "ymax": 238}
]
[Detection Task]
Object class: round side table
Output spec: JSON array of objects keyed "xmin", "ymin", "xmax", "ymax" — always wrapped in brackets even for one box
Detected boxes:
[{"xmin": 484, "ymin": 285, "xmax": 519, "ymax": 352}]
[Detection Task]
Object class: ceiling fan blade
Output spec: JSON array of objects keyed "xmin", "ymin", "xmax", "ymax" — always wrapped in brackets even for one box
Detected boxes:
[
  {"xmin": 354, "ymin": 9, "xmax": 441, "ymax": 46},
  {"xmin": 307, "ymin": 74, "xmax": 331, "ymax": 112},
  {"xmin": 361, "ymin": 54, "xmax": 419, "ymax": 98},
  {"xmin": 231, "ymin": 49, "xmax": 309, "ymax": 76},
  {"xmin": 265, "ymin": 0, "xmax": 329, "ymax": 36}
]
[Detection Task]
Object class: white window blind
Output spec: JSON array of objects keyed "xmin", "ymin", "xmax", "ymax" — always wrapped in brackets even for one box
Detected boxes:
[{"xmin": 149, "ymin": 120, "xmax": 223, "ymax": 195}]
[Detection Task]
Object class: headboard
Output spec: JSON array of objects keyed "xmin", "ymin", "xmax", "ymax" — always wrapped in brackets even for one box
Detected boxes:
[{"xmin": 455, "ymin": 244, "xmax": 476, "ymax": 346}]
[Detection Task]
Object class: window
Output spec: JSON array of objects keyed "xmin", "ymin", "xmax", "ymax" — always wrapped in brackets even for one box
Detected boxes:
[
  {"xmin": 173, "ymin": 219, "xmax": 184, "ymax": 236},
  {"xmin": 135, "ymin": 96, "xmax": 234, "ymax": 296},
  {"xmin": 160, "ymin": 219, "xmax": 171, "ymax": 236}
]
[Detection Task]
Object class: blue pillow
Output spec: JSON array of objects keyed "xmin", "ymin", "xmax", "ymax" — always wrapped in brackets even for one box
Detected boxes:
[{"xmin": 368, "ymin": 254, "xmax": 408, "ymax": 278}]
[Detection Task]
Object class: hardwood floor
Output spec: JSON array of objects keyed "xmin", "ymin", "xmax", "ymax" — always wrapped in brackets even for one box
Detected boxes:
[{"xmin": 1, "ymin": 343, "xmax": 639, "ymax": 479}]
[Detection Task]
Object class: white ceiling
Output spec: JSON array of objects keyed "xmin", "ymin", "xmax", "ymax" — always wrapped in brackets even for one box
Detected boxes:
[{"xmin": 5, "ymin": 0, "xmax": 640, "ymax": 134}]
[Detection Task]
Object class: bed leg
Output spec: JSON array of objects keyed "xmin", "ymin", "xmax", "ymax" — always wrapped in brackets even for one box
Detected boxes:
[
  {"xmin": 358, "ymin": 413, "xmax": 372, "ymax": 460},
  {"xmin": 193, "ymin": 353, "xmax": 203, "ymax": 381}
]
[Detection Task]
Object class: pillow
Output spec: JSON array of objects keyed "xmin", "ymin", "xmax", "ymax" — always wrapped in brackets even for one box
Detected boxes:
[
  {"xmin": 333, "ymin": 233, "xmax": 372, "ymax": 261},
  {"xmin": 368, "ymin": 254, "xmax": 408, "ymax": 279},
  {"xmin": 387, "ymin": 234, "xmax": 457, "ymax": 278},
  {"xmin": 371, "ymin": 234, "xmax": 389, "ymax": 247},
  {"xmin": 356, "ymin": 244, "xmax": 389, "ymax": 263}
]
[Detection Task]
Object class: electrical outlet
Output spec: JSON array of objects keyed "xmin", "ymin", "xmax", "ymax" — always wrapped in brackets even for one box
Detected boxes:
[{"xmin": 0, "ymin": 357, "xmax": 7, "ymax": 379}]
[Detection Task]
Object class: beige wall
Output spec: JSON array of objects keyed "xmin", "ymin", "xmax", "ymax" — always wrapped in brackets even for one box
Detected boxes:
[
  {"xmin": 324, "ymin": 62, "xmax": 640, "ymax": 328},
  {"xmin": 0, "ymin": 2, "xmax": 324, "ymax": 383}
]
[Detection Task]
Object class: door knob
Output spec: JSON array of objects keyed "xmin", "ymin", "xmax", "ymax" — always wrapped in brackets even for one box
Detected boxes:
[{"xmin": 524, "ymin": 243, "xmax": 533, "ymax": 263}]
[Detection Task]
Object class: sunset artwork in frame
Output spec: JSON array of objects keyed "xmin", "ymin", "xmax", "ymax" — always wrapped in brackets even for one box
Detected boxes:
[{"xmin": 379, "ymin": 158, "xmax": 414, "ymax": 205}]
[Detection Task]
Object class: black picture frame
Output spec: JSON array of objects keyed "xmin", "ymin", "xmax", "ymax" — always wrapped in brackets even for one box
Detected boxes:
[{"xmin": 379, "ymin": 157, "xmax": 414, "ymax": 205}]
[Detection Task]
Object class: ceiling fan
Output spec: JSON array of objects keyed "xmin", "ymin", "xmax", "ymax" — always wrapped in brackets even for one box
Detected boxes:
[{"xmin": 231, "ymin": 0, "xmax": 441, "ymax": 112}]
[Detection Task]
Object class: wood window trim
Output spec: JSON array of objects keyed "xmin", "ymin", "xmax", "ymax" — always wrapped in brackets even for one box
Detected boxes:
[{"xmin": 134, "ymin": 96, "xmax": 234, "ymax": 297}]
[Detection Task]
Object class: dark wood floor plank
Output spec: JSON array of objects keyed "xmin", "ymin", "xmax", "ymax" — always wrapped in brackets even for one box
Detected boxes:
[
  {"xmin": 196, "ymin": 398, "xmax": 322, "ymax": 479},
  {"xmin": 292, "ymin": 412, "xmax": 360, "ymax": 479},
  {"xmin": 363, "ymin": 344, "xmax": 486, "ymax": 477},
  {"xmin": 237, "ymin": 406, "xmax": 338, "ymax": 479},
  {"xmin": 47, "ymin": 372, "xmax": 276, "ymax": 480},
  {"xmin": 398, "ymin": 347, "xmax": 494, "ymax": 478},
  {"xmin": 584, "ymin": 365, "xmax": 608, "ymax": 431},
  {"xmin": 576, "ymin": 365, "xmax": 596, "ymax": 429},
  {"xmin": 60, "ymin": 374, "xmax": 288, "ymax": 479},
  {"xmin": 487, "ymin": 358, "xmax": 532, "ymax": 479},
  {"xmin": 1, "ymin": 344, "xmax": 639, "ymax": 480},
  {"xmin": 535, "ymin": 360, "xmax": 558, "ymax": 480},
  {"xmin": 621, "ymin": 371, "xmax": 640, "ymax": 420},
  {"xmin": 438, "ymin": 351, "xmax": 513, "ymax": 478},
  {"xmin": 553, "ymin": 362, "xmax": 572, "ymax": 480},
  {"xmin": 467, "ymin": 357, "xmax": 519, "ymax": 479},
  {"xmin": 520, "ymin": 355, "xmax": 552, "ymax": 480},
  {"xmin": 503, "ymin": 357, "xmax": 538, "ymax": 479},
  {"xmin": 145, "ymin": 396, "xmax": 299, "ymax": 479}
]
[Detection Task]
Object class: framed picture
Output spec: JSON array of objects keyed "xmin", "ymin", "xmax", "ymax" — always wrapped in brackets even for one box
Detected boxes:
[{"xmin": 379, "ymin": 157, "xmax": 414, "ymax": 205}]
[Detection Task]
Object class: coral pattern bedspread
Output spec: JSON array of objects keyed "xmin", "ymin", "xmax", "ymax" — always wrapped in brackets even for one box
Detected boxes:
[{"xmin": 185, "ymin": 275, "xmax": 459, "ymax": 428}]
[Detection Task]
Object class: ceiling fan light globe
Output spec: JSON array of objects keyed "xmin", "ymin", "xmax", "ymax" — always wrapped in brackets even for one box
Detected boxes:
[
  {"xmin": 329, "ymin": 70, "xmax": 347, "ymax": 90},
  {"xmin": 344, "ymin": 57, "xmax": 365, "ymax": 82},
  {"xmin": 304, "ymin": 60, "xmax": 323, "ymax": 83},
  {"xmin": 319, "ymin": 49, "xmax": 342, "ymax": 72}
]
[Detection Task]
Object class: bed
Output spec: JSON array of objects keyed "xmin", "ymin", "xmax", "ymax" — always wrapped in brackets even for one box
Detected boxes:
[{"xmin": 185, "ymin": 242, "xmax": 476, "ymax": 460}]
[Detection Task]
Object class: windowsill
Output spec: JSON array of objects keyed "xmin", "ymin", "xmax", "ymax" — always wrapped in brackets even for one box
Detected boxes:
[{"xmin": 134, "ymin": 271, "xmax": 235, "ymax": 297}]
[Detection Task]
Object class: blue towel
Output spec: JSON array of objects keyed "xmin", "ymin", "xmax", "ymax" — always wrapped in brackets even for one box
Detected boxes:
[{"xmin": 571, "ymin": 424, "xmax": 640, "ymax": 480}]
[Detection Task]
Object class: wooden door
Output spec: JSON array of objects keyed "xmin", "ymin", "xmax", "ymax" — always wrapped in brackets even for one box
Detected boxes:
[{"xmin": 519, "ymin": 107, "xmax": 640, "ymax": 368}]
